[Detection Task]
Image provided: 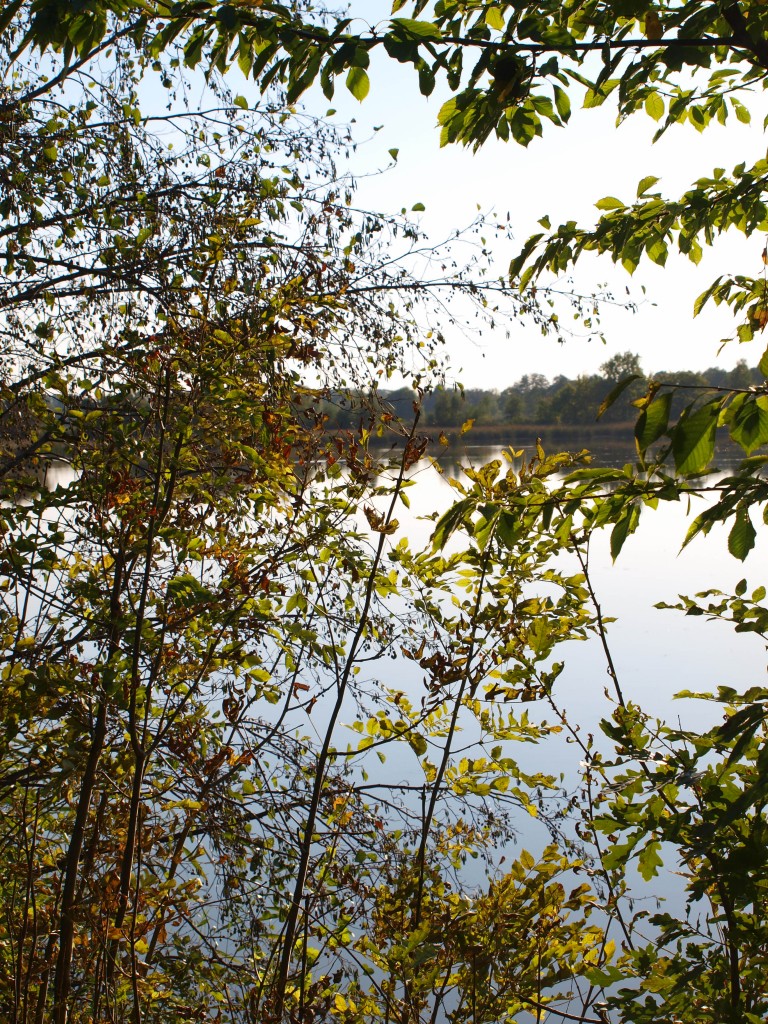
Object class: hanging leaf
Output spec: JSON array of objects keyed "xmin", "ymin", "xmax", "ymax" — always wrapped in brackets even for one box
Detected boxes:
[
  {"xmin": 728, "ymin": 508, "xmax": 756, "ymax": 561},
  {"xmin": 635, "ymin": 391, "xmax": 671, "ymax": 452},
  {"xmin": 597, "ymin": 374, "xmax": 642, "ymax": 420},
  {"xmin": 728, "ymin": 395, "xmax": 768, "ymax": 455},
  {"xmin": 637, "ymin": 840, "xmax": 663, "ymax": 880},
  {"xmin": 431, "ymin": 497, "xmax": 474, "ymax": 550},
  {"xmin": 610, "ymin": 504, "xmax": 640, "ymax": 560},
  {"xmin": 346, "ymin": 66, "xmax": 370, "ymax": 101},
  {"xmin": 671, "ymin": 401, "xmax": 720, "ymax": 475}
]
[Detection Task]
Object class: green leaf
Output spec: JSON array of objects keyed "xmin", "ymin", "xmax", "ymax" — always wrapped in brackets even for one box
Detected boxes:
[
  {"xmin": 390, "ymin": 18, "xmax": 442, "ymax": 40},
  {"xmin": 553, "ymin": 85, "xmax": 570, "ymax": 122},
  {"xmin": 732, "ymin": 97, "xmax": 751, "ymax": 124},
  {"xmin": 597, "ymin": 374, "xmax": 642, "ymax": 420},
  {"xmin": 508, "ymin": 232, "xmax": 544, "ymax": 283},
  {"xmin": 233, "ymin": 94, "xmax": 248, "ymax": 109},
  {"xmin": 496, "ymin": 510, "xmax": 520, "ymax": 549},
  {"xmin": 485, "ymin": 7, "xmax": 505, "ymax": 30},
  {"xmin": 635, "ymin": 391, "xmax": 672, "ymax": 452},
  {"xmin": 610, "ymin": 504, "xmax": 640, "ymax": 560},
  {"xmin": 728, "ymin": 508, "xmax": 756, "ymax": 560},
  {"xmin": 637, "ymin": 840, "xmax": 663, "ymax": 880},
  {"xmin": 636, "ymin": 175, "xmax": 660, "ymax": 197},
  {"xmin": 595, "ymin": 196, "xmax": 625, "ymax": 211},
  {"xmin": 167, "ymin": 573, "xmax": 215, "ymax": 606},
  {"xmin": 431, "ymin": 497, "xmax": 473, "ymax": 550},
  {"xmin": 671, "ymin": 401, "xmax": 719, "ymax": 475},
  {"xmin": 346, "ymin": 67, "xmax": 370, "ymax": 102},
  {"xmin": 693, "ymin": 276, "xmax": 724, "ymax": 317},
  {"xmin": 583, "ymin": 79, "xmax": 620, "ymax": 108},
  {"xmin": 408, "ymin": 732, "xmax": 428, "ymax": 756},
  {"xmin": 728, "ymin": 395, "xmax": 768, "ymax": 455}
]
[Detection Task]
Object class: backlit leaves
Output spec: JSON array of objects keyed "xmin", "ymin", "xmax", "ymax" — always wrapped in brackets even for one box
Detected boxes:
[{"xmin": 671, "ymin": 400, "xmax": 720, "ymax": 475}]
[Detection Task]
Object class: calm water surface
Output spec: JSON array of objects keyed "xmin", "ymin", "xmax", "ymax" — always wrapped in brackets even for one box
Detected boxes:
[
  {"xmin": 402, "ymin": 443, "xmax": 767, "ymax": 737},
  {"xmin": 389, "ymin": 444, "xmax": 768, "ymax": 933}
]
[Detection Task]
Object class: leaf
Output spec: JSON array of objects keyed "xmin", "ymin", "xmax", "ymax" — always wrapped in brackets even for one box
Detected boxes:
[
  {"xmin": 583, "ymin": 79, "xmax": 620, "ymax": 108},
  {"xmin": 508, "ymin": 232, "xmax": 545, "ymax": 283},
  {"xmin": 635, "ymin": 391, "xmax": 671, "ymax": 452},
  {"xmin": 167, "ymin": 573, "xmax": 215, "ymax": 606},
  {"xmin": 390, "ymin": 18, "xmax": 442, "ymax": 40},
  {"xmin": 637, "ymin": 840, "xmax": 663, "ymax": 881},
  {"xmin": 553, "ymin": 84, "xmax": 570, "ymax": 122},
  {"xmin": 693, "ymin": 277, "xmax": 724, "ymax": 317},
  {"xmin": 728, "ymin": 395, "xmax": 768, "ymax": 455},
  {"xmin": 671, "ymin": 401, "xmax": 720, "ymax": 475},
  {"xmin": 728, "ymin": 508, "xmax": 756, "ymax": 561},
  {"xmin": 496, "ymin": 510, "xmax": 520, "ymax": 549},
  {"xmin": 644, "ymin": 92, "xmax": 665, "ymax": 121},
  {"xmin": 431, "ymin": 497, "xmax": 473, "ymax": 550},
  {"xmin": 411, "ymin": 202, "xmax": 425, "ymax": 211},
  {"xmin": 595, "ymin": 196, "xmax": 625, "ymax": 211},
  {"xmin": 644, "ymin": 12, "xmax": 663, "ymax": 40},
  {"xmin": 346, "ymin": 67, "xmax": 370, "ymax": 101},
  {"xmin": 408, "ymin": 732, "xmax": 428, "ymax": 756},
  {"xmin": 732, "ymin": 97, "xmax": 751, "ymax": 124},
  {"xmin": 636, "ymin": 175, "xmax": 660, "ymax": 197},
  {"xmin": 597, "ymin": 374, "xmax": 642, "ymax": 419},
  {"xmin": 610, "ymin": 504, "xmax": 640, "ymax": 560}
]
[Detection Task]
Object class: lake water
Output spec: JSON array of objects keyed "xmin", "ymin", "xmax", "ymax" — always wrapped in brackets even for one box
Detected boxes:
[
  {"xmin": 369, "ymin": 443, "xmax": 768, "ymax": 877},
  {"xmin": 385, "ymin": 443, "xmax": 765, "ymax": 734},
  {"xmin": 36, "ymin": 447, "xmax": 768, "ymax": 922},
  {"xmin": 365, "ymin": 442, "xmax": 768, "ymax": 988},
  {"xmin": 39, "ymin": 445, "xmax": 767, "ymax": 748}
]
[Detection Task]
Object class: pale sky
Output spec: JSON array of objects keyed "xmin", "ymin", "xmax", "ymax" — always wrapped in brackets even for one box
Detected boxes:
[{"xmin": 280, "ymin": 6, "xmax": 768, "ymax": 389}]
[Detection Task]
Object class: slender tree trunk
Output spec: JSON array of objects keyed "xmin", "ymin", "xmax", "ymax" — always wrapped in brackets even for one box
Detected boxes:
[
  {"xmin": 273, "ymin": 416, "xmax": 419, "ymax": 1019},
  {"xmin": 51, "ymin": 542, "xmax": 126, "ymax": 1024},
  {"xmin": 52, "ymin": 698, "xmax": 109, "ymax": 1024}
]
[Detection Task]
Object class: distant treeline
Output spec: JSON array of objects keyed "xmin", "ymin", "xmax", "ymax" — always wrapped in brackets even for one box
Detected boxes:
[{"xmin": 318, "ymin": 353, "xmax": 763, "ymax": 430}]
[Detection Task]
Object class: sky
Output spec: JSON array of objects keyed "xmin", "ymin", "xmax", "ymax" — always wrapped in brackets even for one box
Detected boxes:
[{"xmin": 249, "ymin": 2, "xmax": 768, "ymax": 390}]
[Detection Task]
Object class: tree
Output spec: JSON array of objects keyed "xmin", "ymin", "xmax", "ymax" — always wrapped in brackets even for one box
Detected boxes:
[
  {"xmin": 431, "ymin": 384, "xmax": 467, "ymax": 426},
  {"xmin": 314, "ymin": 4, "xmax": 768, "ymax": 1022},
  {"xmin": 11, "ymin": 2, "xmax": 768, "ymax": 1022},
  {"xmin": 151, "ymin": 0, "xmax": 768, "ymax": 1019},
  {"xmin": 600, "ymin": 353, "xmax": 643, "ymax": 384},
  {"xmin": 0, "ymin": 8, "xmax": 620, "ymax": 1024},
  {"xmin": 499, "ymin": 385, "xmax": 522, "ymax": 423}
]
